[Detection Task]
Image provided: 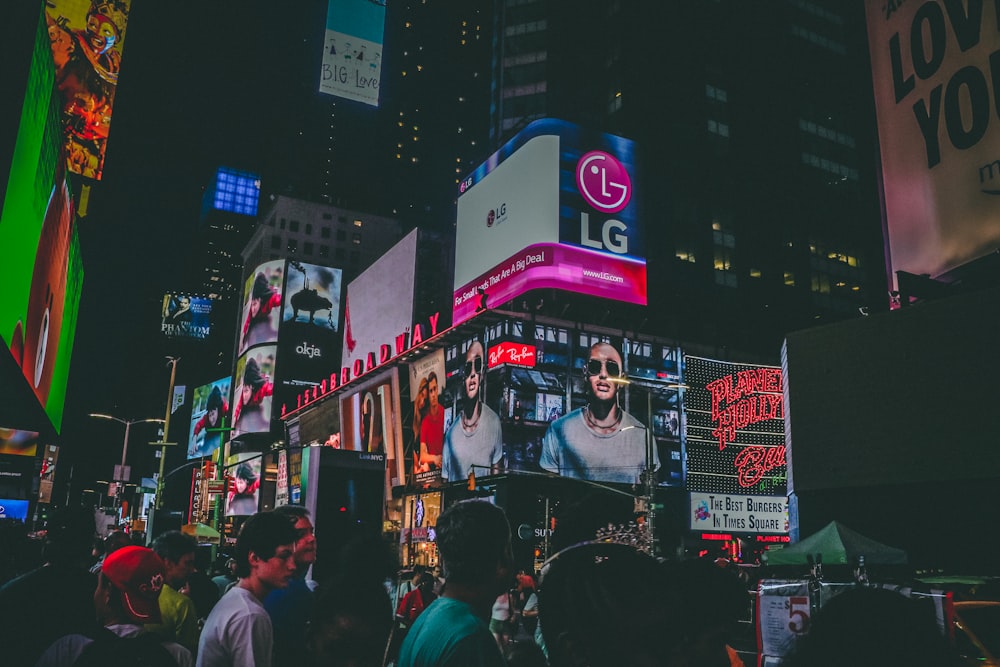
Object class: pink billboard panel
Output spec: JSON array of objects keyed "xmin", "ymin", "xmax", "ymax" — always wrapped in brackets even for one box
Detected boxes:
[{"xmin": 866, "ymin": 1, "xmax": 1000, "ymax": 286}]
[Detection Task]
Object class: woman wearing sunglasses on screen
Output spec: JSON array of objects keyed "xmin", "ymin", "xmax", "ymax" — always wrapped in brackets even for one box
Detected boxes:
[{"xmin": 540, "ymin": 342, "xmax": 659, "ymax": 484}]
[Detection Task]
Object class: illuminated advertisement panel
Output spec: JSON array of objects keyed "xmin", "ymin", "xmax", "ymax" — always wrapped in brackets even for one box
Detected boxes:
[
  {"xmin": 232, "ymin": 346, "xmax": 277, "ymax": 438},
  {"xmin": 187, "ymin": 377, "xmax": 232, "ymax": 459},
  {"xmin": 866, "ymin": 1, "xmax": 1000, "ymax": 287},
  {"xmin": 341, "ymin": 230, "xmax": 417, "ymax": 371},
  {"xmin": 208, "ymin": 167, "xmax": 260, "ymax": 216},
  {"xmin": 689, "ymin": 492, "xmax": 788, "ymax": 535},
  {"xmin": 225, "ymin": 452, "xmax": 261, "ymax": 516},
  {"xmin": 319, "ymin": 0, "xmax": 385, "ymax": 106},
  {"xmin": 684, "ymin": 356, "xmax": 787, "ymax": 496},
  {"xmin": 1, "ymin": 9, "xmax": 83, "ymax": 433},
  {"xmin": 407, "ymin": 350, "xmax": 447, "ymax": 487},
  {"xmin": 0, "ymin": 428, "xmax": 40, "ymax": 457},
  {"xmin": 239, "ymin": 260, "xmax": 284, "ymax": 356},
  {"xmin": 46, "ymin": 0, "xmax": 132, "ymax": 180},
  {"xmin": 453, "ymin": 119, "xmax": 646, "ymax": 326},
  {"xmin": 38, "ymin": 444, "xmax": 59, "ymax": 504},
  {"xmin": 339, "ymin": 371, "xmax": 398, "ymax": 500},
  {"xmin": 161, "ymin": 293, "xmax": 212, "ymax": 340},
  {"xmin": 0, "ymin": 499, "xmax": 30, "ymax": 523},
  {"xmin": 278, "ymin": 261, "xmax": 342, "ymax": 406}
]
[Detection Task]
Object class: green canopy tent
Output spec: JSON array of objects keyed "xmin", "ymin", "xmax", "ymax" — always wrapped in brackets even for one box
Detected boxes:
[
  {"xmin": 181, "ymin": 522, "xmax": 221, "ymax": 546},
  {"xmin": 766, "ymin": 520, "xmax": 908, "ymax": 566}
]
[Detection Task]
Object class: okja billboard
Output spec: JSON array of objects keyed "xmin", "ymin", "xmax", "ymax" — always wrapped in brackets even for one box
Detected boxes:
[{"xmin": 453, "ymin": 119, "xmax": 646, "ymax": 326}]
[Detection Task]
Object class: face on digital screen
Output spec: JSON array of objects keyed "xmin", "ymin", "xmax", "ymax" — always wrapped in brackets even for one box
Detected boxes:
[
  {"xmin": 464, "ymin": 341, "xmax": 484, "ymax": 401},
  {"xmin": 428, "ymin": 375, "xmax": 439, "ymax": 408},
  {"xmin": 586, "ymin": 342, "xmax": 623, "ymax": 403}
]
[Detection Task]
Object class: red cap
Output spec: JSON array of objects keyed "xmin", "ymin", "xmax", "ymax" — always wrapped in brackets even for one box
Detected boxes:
[{"xmin": 102, "ymin": 546, "xmax": 165, "ymax": 623}]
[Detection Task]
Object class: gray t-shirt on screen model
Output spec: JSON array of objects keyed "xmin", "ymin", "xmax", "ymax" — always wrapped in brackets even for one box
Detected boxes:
[
  {"xmin": 540, "ymin": 407, "xmax": 658, "ymax": 484},
  {"xmin": 442, "ymin": 403, "xmax": 503, "ymax": 481}
]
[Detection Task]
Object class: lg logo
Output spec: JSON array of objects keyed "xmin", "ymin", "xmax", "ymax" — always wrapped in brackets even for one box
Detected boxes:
[
  {"xmin": 576, "ymin": 151, "xmax": 631, "ymax": 254},
  {"xmin": 576, "ymin": 151, "xmax": 631, "ymax": 213},
  {"xmin": 486, "ymin": 202, "xmax": 507, "ymax": 228}
]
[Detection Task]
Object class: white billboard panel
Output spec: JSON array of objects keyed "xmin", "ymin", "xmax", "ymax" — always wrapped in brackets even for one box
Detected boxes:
[
  {"xmin": 341, "ymin": 229, "xmax": 418, "ymax": 371},
  {"xmin": 319, "ymin": 0, "xmax": 385, "ymax": 106},
  {"xmin": 866, "ymin": 1, "xmax": 1000, "ymax": 286}
]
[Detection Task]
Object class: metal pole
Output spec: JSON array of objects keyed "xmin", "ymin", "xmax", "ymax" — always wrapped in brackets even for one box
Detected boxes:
[{"xmin": 147, "ymin": 357, "xmax": 178, "ymax": 543}]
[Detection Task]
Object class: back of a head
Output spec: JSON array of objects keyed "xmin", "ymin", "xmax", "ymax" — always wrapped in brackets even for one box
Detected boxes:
[
  {"xmin": 786, "ymin": 587, "xmax": 961, "ymax": 667},
  {"xmin": 235, "ymin": 511, "xmax": 298, "ymax": 578},
  {"xmin": 151, "ymin": 530, "xmax": 196, "ymax": 564},
  {"xmin": 43, "ymin": 505, "xmax": 96, "ymax": 566},
  {"xmin": 436, "ymin": 500, "xmax": 511, "ymax": 586},
  {"xmin": 308, "ymin": 572, "xmax": 392, "ymax": 667},
  {"xmin": 540, "ymin": 542, "xmax": 683, "ymax": 667}
]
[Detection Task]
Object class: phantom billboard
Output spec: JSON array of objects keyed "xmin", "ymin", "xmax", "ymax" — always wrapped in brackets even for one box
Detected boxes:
[{"xmin": 161, "ymin": 293, "xmax": 212, "ymax": 340}]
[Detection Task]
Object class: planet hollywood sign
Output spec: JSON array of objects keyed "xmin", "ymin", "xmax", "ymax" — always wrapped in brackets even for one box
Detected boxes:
[
  {"xmin": 706, "ymin": 366, "xmax": 786, "ymax": 488},
  {"xmin": 281, "ymin": 312, "xmax": 442, "ymax": 417}
]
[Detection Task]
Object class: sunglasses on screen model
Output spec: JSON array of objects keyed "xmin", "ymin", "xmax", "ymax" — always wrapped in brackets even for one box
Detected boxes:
[
  {"xmin": 464, "ymin": 357, "xmax": 484, "ymax": 376},
  {"xmin": 586, "ymin": 358, "xmax": 621, "ymax": 377}
]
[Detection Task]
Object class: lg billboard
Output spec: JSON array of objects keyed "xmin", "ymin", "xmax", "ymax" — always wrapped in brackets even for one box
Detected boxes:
[{"xmin": 453, "ymin": 119, "xmax": 646, "ymax": 326}]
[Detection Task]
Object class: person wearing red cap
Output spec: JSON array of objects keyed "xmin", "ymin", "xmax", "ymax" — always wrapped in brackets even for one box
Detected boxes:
[{"xmin": 35, "ymin": 545, "xmax": 192, "ymax": 666}]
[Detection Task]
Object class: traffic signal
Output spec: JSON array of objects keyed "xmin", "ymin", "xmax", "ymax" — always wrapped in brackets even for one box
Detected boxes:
[{"xmin": 467, "ymin": 471, "xmax": 476, "ymax": 491}]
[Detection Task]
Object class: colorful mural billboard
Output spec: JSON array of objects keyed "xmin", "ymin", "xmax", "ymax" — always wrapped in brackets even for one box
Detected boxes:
[
  {"xmin": 46, "ymin": 0, "xmax": 132, "ymax": 180},
  {"xmin": 187, "ymin": 377, "xmax": 232, "ymax": 459}
]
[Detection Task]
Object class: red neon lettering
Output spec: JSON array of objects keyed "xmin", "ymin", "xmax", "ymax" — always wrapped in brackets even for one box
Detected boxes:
[
  {"xmin": 708, "ymin": 369, "xmax": 784, "ymax": 450},
  {"xmin": 395, "ymin": 333, "xmax": 408, "ymax": 355},
  {"xmin": 411, "ymin": 323, "xmax": 424, "ymax": 346},
  {"xmin": 379, "ymin": 344, "xmax": 392, "ymax": 363},
  {"xmin": 429, "ymin": 312, "xmax": 440, "ymax": 336},
  {"xmin": 329, "ymin": 372, "xmax": 338, "ymax": 391},
  {"xmin": 352, "ymin": 359, "xmax": 364, "ymax": 378},
  {"xmin": 366, "ymin": 352, "xmax": 377, "ymax": 373},
  {"xmin": 733, "ymin": 445, "xmax": 786, "ymax": 487},
  {"xmin": 312, "ymin": 385, "xmax": 319, "ymax": 400},
  {"xmin": 341, "ymin": 367, "xmax": 351, "ymax": 385}
]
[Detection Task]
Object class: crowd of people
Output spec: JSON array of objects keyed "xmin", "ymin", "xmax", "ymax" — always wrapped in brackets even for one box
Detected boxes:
[{"xmin": 0, "ymin": 501, "xmax": 968, "ymax": 667}]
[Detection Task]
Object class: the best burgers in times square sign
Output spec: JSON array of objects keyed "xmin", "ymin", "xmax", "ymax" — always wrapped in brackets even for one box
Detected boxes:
[{"xmin": 452, "ymin": 119, "xmax": 647, "ymax": 326}]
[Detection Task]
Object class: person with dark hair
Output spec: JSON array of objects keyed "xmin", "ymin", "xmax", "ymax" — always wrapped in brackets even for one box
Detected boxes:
[
  {"xmin": 242, "ymin": 272, "xmax": 281, "ymax": 348},
  {"xmin": 0, "ymin": 506, "xmax": 98, "ymax": 666},
  {"xmin": 211, "ymin": 558, "xmax": 238, "ymax": 596},
  {"xmin": 666, "ymin": 558, "xmax": 749, "ymax": 667},
  {"xmin": 191, "ymin": 386, "xmax": 229, "ymax": 457},
  {"xmin": 36, "ymin": 545, "xmax": 191, "ymax": 667},
  {"xmin": 417, "ymin": 372, "xmax": 445, "ymax": 472},
  {"xmin": 398, "ymin": 500, "xmax": 513, "ymax": 667},
  {"xmin": 396, "ymin": 573, "xmax": 438, "ymax": 628},
  {"xmin": 541, "ymin": 342, "xmax": 658, "ymax": 484},
  {"xmin": 783, "ymin": 587, "xmax": 963, "ymax": 667},
  {"xmin": 197, "ymin": 512, "xmax": 298, "ymax": 667},
  {"xmin": 178, "ymin": 570, "xmax": 220, "ymax": 632},
  {"xmin": 538, "ymin": 541, "xmax": 684, "ymax": 667},
  {"xmin": 442, "ymin": 340, "xmax": 503, "ymax": 481},
  {"xmin": 90, "ymin": 529, "xmax": 131, "ymax": 573},
  {"xmin": 308, "ymin": 572, "xmax": 393, "ymax": 667},
  {"xmin": 147, "ymin": 531, "xmax": 200, "ymax": 654},
  {"xmin": 233, "ymin": 357, "xmax": 274, "ymax": 434},
  {"xmin": 265, "ymin": 505, "xmax": 318, "ymax": 667},
  {"xmin": 226, "ymin": 461, "xmax": 261, "ymax": 516}
]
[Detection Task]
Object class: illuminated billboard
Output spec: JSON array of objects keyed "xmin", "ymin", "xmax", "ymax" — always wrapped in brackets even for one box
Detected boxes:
[
  {"xmin": 278, "ymin": 261, "xmax": 342, "ymax": 406},
  {"xmin": 683, "ymin": 356, "xmax": 787, "ymax": 496},
  {"xmin": 319, "ymin": 0, "xmax": 385, "ymax": 106},
  {"xmin": 0, "ymin": 428, "xmax": 39, "ymax": 457},
  {"xmin": 188, "ymin": 377, "xmax": 232, "ymax": 459},
  {"xmin": 207, "ymin": 167, "xmax": 260, "ymax": 216},
  {"xmin": 866, "ymin": 1, "xmax": 1000, "ymax": 287},
  {"xmin": 341, "ymin": 230, "xmax": 417, "ymax": 372},
  {"xmin": 0, "ymin": 499, "xmax": 30, "ymax": 523},
  {"xmin": 232, "ymin": 346, "xmax": 277, "ymax": 438},
  {"xmin": 46, "ymin": 0, "xmax": 132, "ymax": 180},
  {"xmin": 225, "ymin": 452, "xmax": 261, "ymax": 516},
  {"xmin": 689, "ymin": 492, "xmax": 788, "ymax": 534},
  {"xmin": 407, "ymin": 350, "xmax": 447, "ymax": 486},
  {"xmin": 1, "ymin": 9, "xmax": 84, "ymax": 433},
  {"xmin": 453, "ymin": 119, "xmax": 646, "ymax": 326},
  {"xmin": 161, "ymin": 293, "xmax": 212, "ymax": 340},
  {"xmin": 239, "ymin": 261, "xmax": 284, "ymax": 357}
]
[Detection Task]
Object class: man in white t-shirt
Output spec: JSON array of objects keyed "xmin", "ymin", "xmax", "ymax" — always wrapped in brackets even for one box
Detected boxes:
[
  {"xmin": 197, "ymin": 512, "xmax": 298, "ymax": 667},
  {"xmin": 442, "ymin": 340, "xmax": 503, "ymax": 481},
  {"xmin": 540, "ymin": 342, "xmax": 659, "ymax": 484}
]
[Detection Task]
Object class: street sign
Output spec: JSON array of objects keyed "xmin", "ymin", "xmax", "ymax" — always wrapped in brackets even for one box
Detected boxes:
[{"xmin": 113, "ymin": 465, "xmax": 131, "ymax": 482}]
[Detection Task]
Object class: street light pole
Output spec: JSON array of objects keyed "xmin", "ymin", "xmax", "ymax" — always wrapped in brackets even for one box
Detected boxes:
[
  {"xmin": 90, "ymin": 413, "xmax": 165, "ymax": 526},
  {"xmin": 147, "ymin": 356, "xmax": 179, "ymax": 543}
]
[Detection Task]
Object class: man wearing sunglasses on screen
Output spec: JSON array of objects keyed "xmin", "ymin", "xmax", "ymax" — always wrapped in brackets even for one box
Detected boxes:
[
  {"xmin": 540, "ymin": 342, "xmax": 659, "ymax": 484},
  {"xmin": 442, "ymin": 340, "xmax": 504, "ymax": 482}
]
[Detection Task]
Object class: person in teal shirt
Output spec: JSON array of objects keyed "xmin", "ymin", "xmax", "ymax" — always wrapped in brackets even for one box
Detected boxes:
[{"xmin": 398, "ymin": 501, "xmax": 514, "ymax": 667}]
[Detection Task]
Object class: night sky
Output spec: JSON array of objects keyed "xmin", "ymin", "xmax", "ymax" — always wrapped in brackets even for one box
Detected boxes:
[{"xmin": 61, "ymin": 1, "xmax": 343, "ymax": 496}]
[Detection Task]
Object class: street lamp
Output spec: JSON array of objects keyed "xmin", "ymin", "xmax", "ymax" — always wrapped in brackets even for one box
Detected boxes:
[{"xmin": 89, "ymin": 413, "xmax": 165, "ymax": 517}]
